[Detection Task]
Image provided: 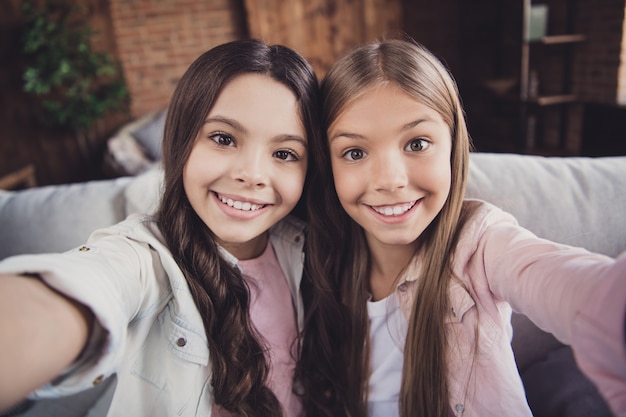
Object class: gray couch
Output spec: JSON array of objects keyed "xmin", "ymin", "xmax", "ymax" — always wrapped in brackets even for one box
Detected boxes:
[{"xmin": 1, "ymin": 152, "xmax": 625, "ymax": 417}]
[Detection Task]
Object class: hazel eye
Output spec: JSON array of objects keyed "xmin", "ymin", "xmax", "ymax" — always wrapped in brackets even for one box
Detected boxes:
[
  {"xmin": 406, "ymin": 138, "xmax": 429, "ymax": 152},
  {"xmin": 274, "ymin": 150, "xmax": 299, "ymax": 161},
  {"xmin": 210, "ymin": 133, "xmax": 235, "ymax": 146},
  {"xmin": 343, "ymin": 148, "xmax": 366, "ymax": 161}
]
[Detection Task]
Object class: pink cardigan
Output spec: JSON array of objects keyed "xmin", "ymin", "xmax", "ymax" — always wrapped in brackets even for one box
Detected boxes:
[{"xmin": 394, "ymin": 200, "xmax": 626, "ymax": 417}]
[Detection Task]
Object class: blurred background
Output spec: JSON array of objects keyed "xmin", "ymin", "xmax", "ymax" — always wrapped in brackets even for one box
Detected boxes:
[{"xmin": 1, "ymin": 0, "xmax": 625, "ymax": 187}]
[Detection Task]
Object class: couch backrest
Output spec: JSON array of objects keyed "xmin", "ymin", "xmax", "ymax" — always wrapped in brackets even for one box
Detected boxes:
[
  {"xmin": 1, "ymin": 153, "xmax": 625, "ymax": 260},
  {"xmin": 0, "ymin": 176, "xmax": 133, "ymax": 259},
  {"xmin": 467, "ymin": 152, "xmax": 626, "ymax": 257}
]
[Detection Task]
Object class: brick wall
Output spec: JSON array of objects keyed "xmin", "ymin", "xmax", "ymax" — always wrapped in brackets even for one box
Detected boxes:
[{"xmin": 108, "ymin": 0, "xmax": 247, "ymax": 117}]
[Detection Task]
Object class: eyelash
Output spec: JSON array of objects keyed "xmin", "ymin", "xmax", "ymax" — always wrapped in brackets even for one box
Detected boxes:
[
  {"xmin": 209, "ymin": 132, "xmax": 234, "ymax": 146},
  {"xmin": 274, "ymin": 150, "xmax": 300, "ymax": 162},
  {"xmin": 209, "ymin": 132, "xmax": 300, "ymax": 162},
  {"xmin": 406, "ymin": 138, "xmax": 429, "ymax": 152},
  {"xmin": 341, "ymin": 138, "xmax": 430, "ymax": 161},
  {"xmin": 342, "ymin": 148, "xmax": 366, "ymax": 161}
]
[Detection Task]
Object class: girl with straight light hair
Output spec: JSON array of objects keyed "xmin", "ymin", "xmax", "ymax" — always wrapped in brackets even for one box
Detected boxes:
[{"xmin": 298, "ymin": 37, "xmax": 626, "ymax": 417}]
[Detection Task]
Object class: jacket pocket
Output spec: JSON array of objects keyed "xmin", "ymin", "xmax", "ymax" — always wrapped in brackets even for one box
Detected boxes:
[
  {"xmin": 445, "ymin": 282, "xmax": 501, "ymax": 359},
  {"xmin": 130, "ymin": 306, "xmax": 210, "ymax": 415}
]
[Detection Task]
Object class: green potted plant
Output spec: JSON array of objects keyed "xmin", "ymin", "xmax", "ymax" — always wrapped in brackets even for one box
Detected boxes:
[{"xmin": 21, "ymin": 0, "xmax": 129, "ymax": 133}]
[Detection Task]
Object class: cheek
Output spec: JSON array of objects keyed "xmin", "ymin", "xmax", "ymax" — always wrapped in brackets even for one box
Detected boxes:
[
  {"xmin": 184, "ymin": 153, "xmax": 219, "ymax": 187},
  {"xmin": 331, "ymin": 163, "xmax": 358, "ymax": 205},
  {"xmin": 420, "ymin": 158, "xmax": 452, "ymax": 197},
  {"xmin": 434, "ymin": 163, "xmax": 452, "ymax": 189},
  {"xmin": 184, "ymin": 144, "xmax": 210, "ymax": 181},
  {"xmin": 281, "ymin": 165, "xmax": 308, "ymax": 204}
]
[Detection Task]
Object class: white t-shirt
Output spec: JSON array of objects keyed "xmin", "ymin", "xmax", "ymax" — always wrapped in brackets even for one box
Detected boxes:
[{"xmin": 367, "ymin": 293, "xmax": 408, "ymax": 417}]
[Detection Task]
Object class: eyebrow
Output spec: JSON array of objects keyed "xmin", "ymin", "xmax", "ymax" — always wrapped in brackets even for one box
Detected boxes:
[
  {"xmin": 205, "ymin": 116, "xmax": 246, "ymax": 133},
  {"xmin": 402, "ymin": 118, "xmax": 429, "ymax": 130},
  {"xmin": 330, "ymin": 118, "xmax": 430, "ymax": 143},
  {"xmin": 205, "ymin": 115, "xmax": 307, "ymax": 148},
  {"xmin": 275, "ymin": 135, "xmax": 308, "ymax": 148},
  {"xmin": 329, "ymin": 131, "xmax": 365, "ymax": 143}
]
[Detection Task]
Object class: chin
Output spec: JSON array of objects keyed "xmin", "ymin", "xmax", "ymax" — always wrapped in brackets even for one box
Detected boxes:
[{"xmin": 374, "ymin": 233, "xmax": 421, "ymax": 247}]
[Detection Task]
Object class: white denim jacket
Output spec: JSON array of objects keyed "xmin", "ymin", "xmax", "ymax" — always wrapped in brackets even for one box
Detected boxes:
[
  {"xmin": 394, "ymin": 200, "xmax": 626, "ymax": 417},
  {"xmin": 0, "ymin": 214, "xmax": 306, "ymax": 417}
]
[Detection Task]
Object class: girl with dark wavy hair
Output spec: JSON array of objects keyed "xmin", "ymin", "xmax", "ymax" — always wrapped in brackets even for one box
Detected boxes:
[
  {"xmin": 299, "ymin": 38, "xmax": 626, "ymax": 417},
  {"xmin": 0, "ymin": 39, "xmax": 321, "ymax": 417}
]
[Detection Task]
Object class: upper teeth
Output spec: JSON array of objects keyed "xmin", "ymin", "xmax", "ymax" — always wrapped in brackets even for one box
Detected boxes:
[
  {"xmin": 373, "ymin": 201, "xmax": 416, "ymax": 216},
  {"xmin": 218, "ymin": 194, "xmax": 263, "ymax": 211}
]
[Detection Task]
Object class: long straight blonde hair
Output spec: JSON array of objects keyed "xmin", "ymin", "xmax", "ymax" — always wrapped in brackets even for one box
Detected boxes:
[{"xmin": 304, "ymin": 37, "xmax": 472, "ymax": 417}]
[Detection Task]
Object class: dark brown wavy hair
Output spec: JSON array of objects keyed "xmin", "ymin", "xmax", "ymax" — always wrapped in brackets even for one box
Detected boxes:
[
  {"xmin": 302, "ymin": 38, "xmax": 472, "ymax": 417},
  {"xmin": 156, "ymin": 39, "xmax": 321, "ymax": 417}
]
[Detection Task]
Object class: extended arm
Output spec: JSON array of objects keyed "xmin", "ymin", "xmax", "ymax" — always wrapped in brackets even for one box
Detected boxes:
[
  {"xmin": 470, "ymin": 204, "xmax": 626, "ymax": 414},
  {"xmin": 0, "ymin": 273, "xmax": 94, "ymax": 413}
]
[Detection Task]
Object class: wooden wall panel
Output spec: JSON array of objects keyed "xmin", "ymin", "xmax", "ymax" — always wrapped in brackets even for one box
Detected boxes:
[{"xmin": 244, "ymin": 0, "xmax": 403, "ymax": 77}]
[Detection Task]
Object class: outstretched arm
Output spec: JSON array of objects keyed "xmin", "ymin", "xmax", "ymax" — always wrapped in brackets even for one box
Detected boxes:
[{"xmin": 0, "ymin": 273, "xmax": 94, "ymax": 413}]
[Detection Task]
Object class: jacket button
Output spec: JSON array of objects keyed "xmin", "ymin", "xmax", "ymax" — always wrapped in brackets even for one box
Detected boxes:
[
  {"xmin": 92, "ymin": 375, "xmax": 104, "ymax": 386},
  {"xmin": 455, "ymin": 403, "xmax": 465, "ymax": 414},
  {"xmin": 176, "ymin": 337, "xmax": 187, "ymax": 347}
]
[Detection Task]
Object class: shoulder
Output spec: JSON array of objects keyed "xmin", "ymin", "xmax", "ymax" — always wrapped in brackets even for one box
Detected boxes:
[
  {"xmin": 453, "ymin": 199, "xmax": 523, "ymax": 264},
  {"xmin": 269, "ymin": 215, "xmax": 306, "ymax": 245},
  {"xmin": 460, "ymin": 199, "xmax": 520, "ymax": 238},
  {"xmin": 88, "ymin": 213, "xmax": 166, "ymax": 248}
]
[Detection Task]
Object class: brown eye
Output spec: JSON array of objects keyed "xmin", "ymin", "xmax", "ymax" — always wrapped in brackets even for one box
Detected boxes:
[
  {"xmin": 406, "ymin": 138, "xmax": 428, "ymax": 152},
  {"xmin": 210, "ymin": 133, "xmax": 234, "ymax": 146},
  {"xmin": 274, "ymin": 149, "xmax": 299, "ymax": 161},
  {"xmin": 343, "ymin": 149, "xmax": 365, "ymax": 161}
]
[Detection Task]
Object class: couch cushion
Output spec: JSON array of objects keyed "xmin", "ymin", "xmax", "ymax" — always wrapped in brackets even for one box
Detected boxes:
[{"xmin": 0, "ymin": 176, "xmax": 133, "ymax": 260}]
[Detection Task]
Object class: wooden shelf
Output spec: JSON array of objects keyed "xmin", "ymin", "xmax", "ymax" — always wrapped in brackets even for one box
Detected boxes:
[
  {"xmin": 531, "ymin": 94, "xmax": 578, "ymax": 106},
  {"xmin": 519, "ymin": 0, "xmax": 585, "ymax": 155},
  {"xmin": 531, "ymin": 34, "xmax": 586, "ymax": 45}
]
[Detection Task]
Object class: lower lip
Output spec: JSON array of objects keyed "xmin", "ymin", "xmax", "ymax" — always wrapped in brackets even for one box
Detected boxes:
[
  {"xmin": 368, "ymin": 200, "xmax": 420, "ymax": 224},
  {"xmin": 213, "ymin": 192, "xmax": 268, "ymax": 220}
]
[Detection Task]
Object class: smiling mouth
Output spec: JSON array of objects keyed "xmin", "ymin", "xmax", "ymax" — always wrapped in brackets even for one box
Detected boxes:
[
  {"xmin": 216, "ymin": 193, "xmax": 266, "ymax": 211},
  {"xmin": 370, "ymin": 200, "xmax": 417, "ymax": 216}
]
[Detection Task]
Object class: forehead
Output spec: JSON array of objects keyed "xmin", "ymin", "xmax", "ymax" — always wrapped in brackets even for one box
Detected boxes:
[
  {"xmin": 212, "ymin": 73, "xmax": 295, "ymax": 111},
  {"xmin": 329, "ymin": 83, "xmax": 446, "ymax": 135},
  {"xmin": 208, "ymin": 73, "xmax": 305, "ymax": 135}
]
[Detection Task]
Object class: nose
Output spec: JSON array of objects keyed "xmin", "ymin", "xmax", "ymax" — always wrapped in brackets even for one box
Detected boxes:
[
  {"xmin": 233, "ymin": 146, "xmax": 268, "ymax": 188},
  {"xmin": 372, "ymin": 150, "xmax": 407, "ymax": 192}
]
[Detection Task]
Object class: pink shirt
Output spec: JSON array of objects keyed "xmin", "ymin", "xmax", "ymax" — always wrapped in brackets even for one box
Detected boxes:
[
  {"xmin": 213, "ymin": 241, "xmax": 302, "ymax": 417},
  {"xmin": 393, "ymin": 200, "xmax": 626, "ymax": 417}
]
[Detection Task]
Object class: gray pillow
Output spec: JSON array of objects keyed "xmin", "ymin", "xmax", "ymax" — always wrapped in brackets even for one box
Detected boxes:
[{"xmin": 131, "ymin": 109, "xmax": 166, "ymax": 161}]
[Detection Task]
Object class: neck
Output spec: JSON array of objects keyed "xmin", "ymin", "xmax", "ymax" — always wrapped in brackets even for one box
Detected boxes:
[
  {"xmin": 219, "ymin": 232, "xmax": 268, "ymax": 261},
  {"xmin": 367, "ymin": 238, "xmax": 417, "ymax": 301}
]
